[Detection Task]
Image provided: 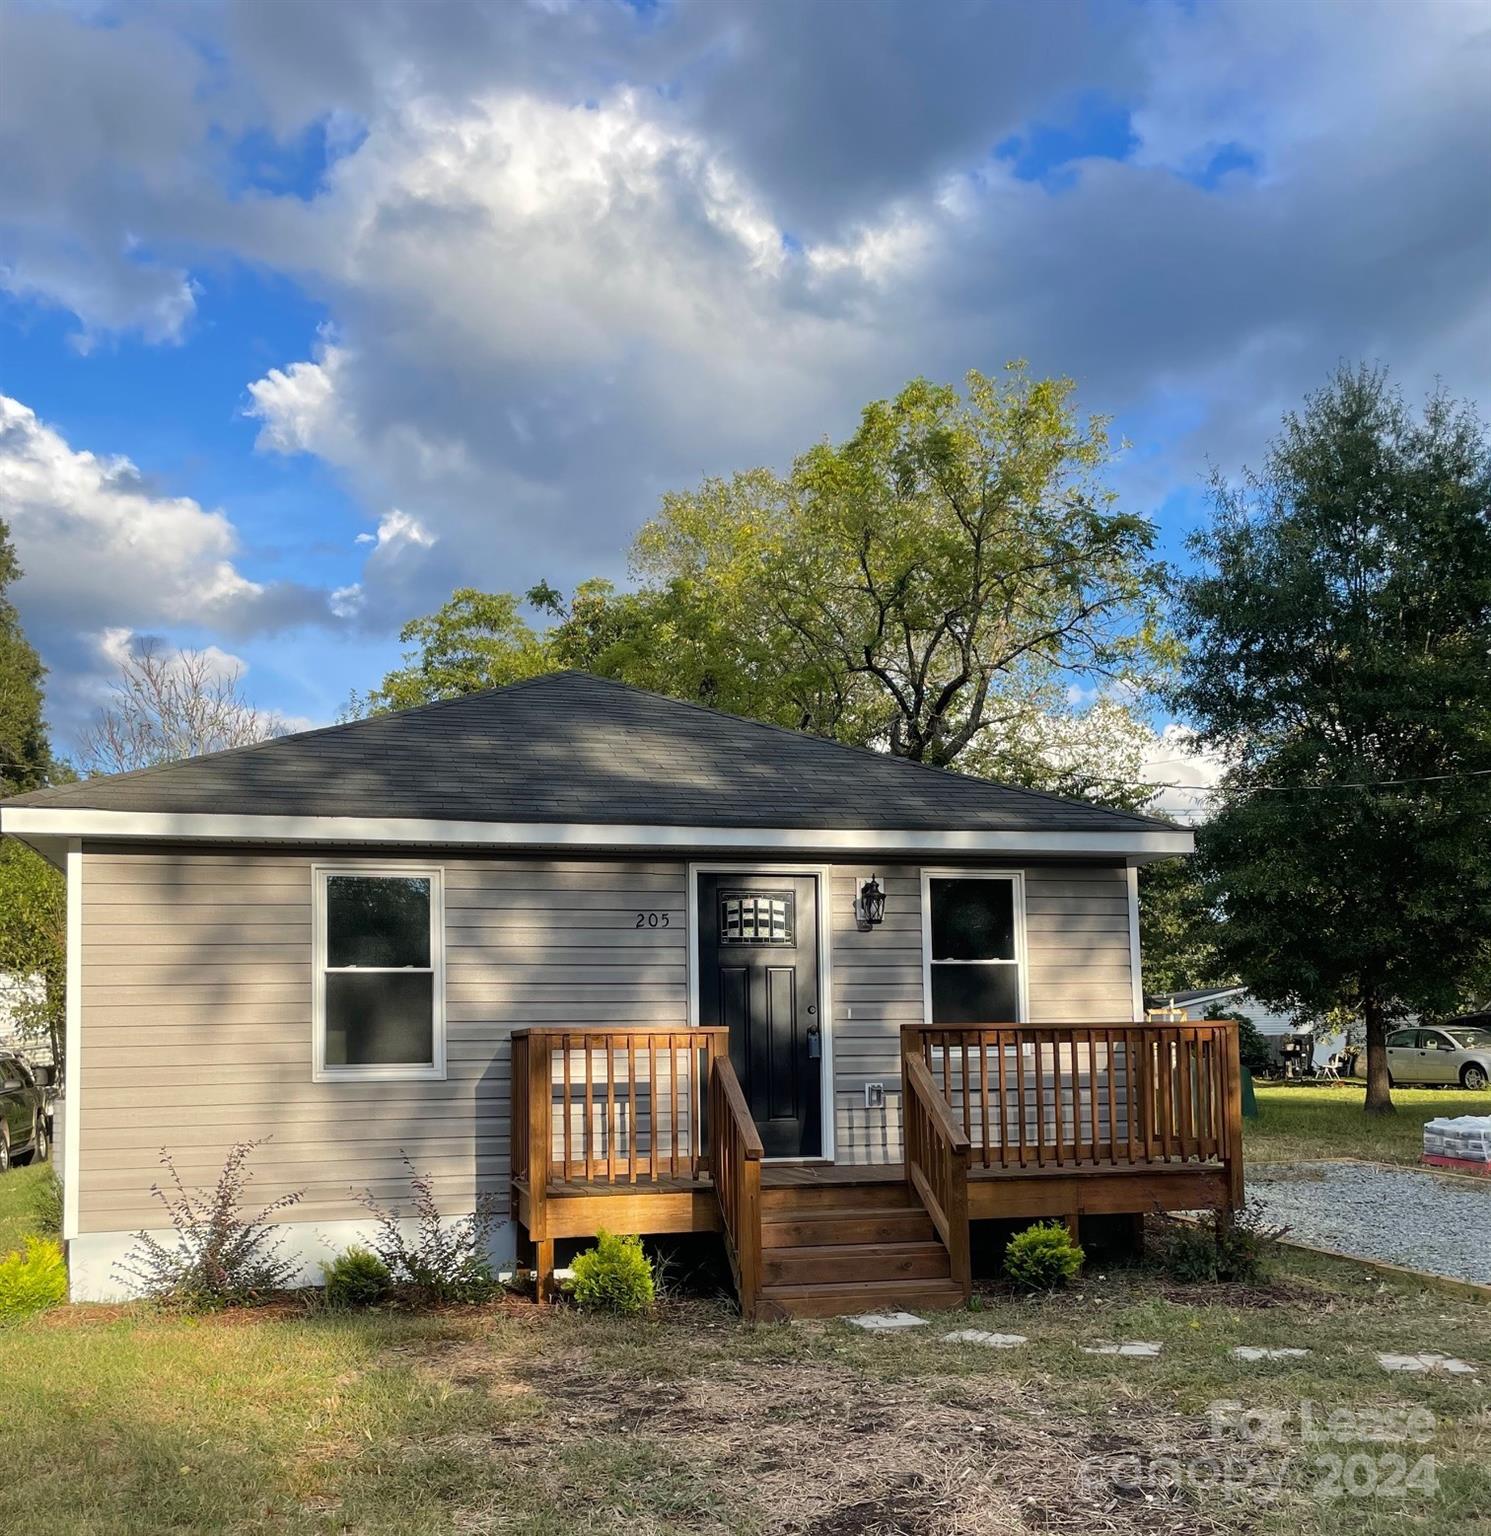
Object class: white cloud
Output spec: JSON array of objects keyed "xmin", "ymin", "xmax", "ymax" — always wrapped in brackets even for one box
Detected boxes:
[
  {"xmin": 245, "ymin": 345, "xmax": 347, "ymax": 456},
  {"xmin": 1, "ymin": 0, "xmax": 1488, "ymax": 723},
  {"xmin": 0, "ymin": 395, "xmax": 266, "ymax": 625},
  {"xmin": 355, "ymin": 510, "xmax": 436, "ymax": 553},
  {"xmin": 1138, "ymin": 724, "xmax": 1226, "ymax": 824},
  {"xmin": 0, "ymin": 395, "xmax": 340, "ymax": 732}
]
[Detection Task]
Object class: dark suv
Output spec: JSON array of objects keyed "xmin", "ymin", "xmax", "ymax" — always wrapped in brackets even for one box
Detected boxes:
[{"xmin": 0, "ymin": 1051, "xmax": 53, "ymax": 1171}]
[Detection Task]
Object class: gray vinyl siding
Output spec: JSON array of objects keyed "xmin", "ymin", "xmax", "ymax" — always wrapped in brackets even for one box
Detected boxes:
[
  {"xmin": 75, "ymin": 848, "xmax": 1138, "ymax": 1224},
  {"xmin": 76, "ymin": 847, "xmax": 687, "ymax": 1233},
  {"xmin": 828, "ymin": 862, "xmax": 1136, "ymax": 1165}
]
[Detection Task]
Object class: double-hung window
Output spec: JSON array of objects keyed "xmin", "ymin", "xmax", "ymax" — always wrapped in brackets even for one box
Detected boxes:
[
  {"xmin": 314, "ymin": 867, "xmax": 445, "ymax": 1080},
  {"xmin": 922, "ymin": 871, "xmax": 1026, "ymax": 1023}
]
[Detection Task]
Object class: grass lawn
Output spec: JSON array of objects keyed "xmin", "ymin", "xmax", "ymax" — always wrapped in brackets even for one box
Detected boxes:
[
  {"xmin": 1244, "ymin": 1082, "xmax": 1489, "ymax": 1166},
  {"xmin": 4, "ymin": 1173, "xmax": 1489, "ymax": 1534},
  {"xmin": 0, "ymin": 1159, "xmax": 52, "ymax": 1254}
]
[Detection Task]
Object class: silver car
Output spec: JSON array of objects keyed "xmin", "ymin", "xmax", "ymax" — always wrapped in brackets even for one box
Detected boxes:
[{"xmin": 1385, "ymin": 1025, "xmax": 1491, "ymax": 1091}]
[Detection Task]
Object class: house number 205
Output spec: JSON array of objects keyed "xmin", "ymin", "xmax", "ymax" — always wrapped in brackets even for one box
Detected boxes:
[{"xmin": 634, "ymin": 911, "xmax": 671, "ymax": 928}]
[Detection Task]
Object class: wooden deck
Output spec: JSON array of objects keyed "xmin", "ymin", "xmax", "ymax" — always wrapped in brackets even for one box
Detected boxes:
[{"xmin": 511, "ymin": 1020, "xmax": 1244, "ymax": 1318}]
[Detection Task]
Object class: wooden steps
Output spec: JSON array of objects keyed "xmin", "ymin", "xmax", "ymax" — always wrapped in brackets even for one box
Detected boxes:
[{"xmin": 753, "ymin": 1180, "xmax": 964, "ymax": 1320}]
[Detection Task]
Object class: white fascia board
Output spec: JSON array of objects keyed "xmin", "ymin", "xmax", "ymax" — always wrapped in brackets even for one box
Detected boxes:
[{"xmin": 0, "ymin": 806, "xmax": 1194, "ymax": 859}]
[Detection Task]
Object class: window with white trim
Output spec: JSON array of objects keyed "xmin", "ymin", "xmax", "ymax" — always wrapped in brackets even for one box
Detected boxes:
[
  {"xmin": 314, "ymin": 868, "xmax": 444, "ymax": 1079},
  {"xmin": 925, "ymin": 874, "xmax": 1024, "ymax": 1023}
]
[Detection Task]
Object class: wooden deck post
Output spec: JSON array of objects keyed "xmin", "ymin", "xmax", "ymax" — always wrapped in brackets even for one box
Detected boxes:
[
  {"xmin": 1222, "ymin": 1017, "xmax": 1245, "ymax": 1215},
  {"xmin": 528, "ymin": 1031, "xmax": 553, "ymax": 1302}
]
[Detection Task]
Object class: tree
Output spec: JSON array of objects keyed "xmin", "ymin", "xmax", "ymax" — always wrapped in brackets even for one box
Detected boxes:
[
  {"xmin": 362, "ymin": 368, "xmax": 1171, "ymax": 800},
  {"xmin": 1138, "ymin": 856, "xmax": 1230, "ymax": 998},
  {"xmin": 0, "ymin": 841, "xmax": 65, "ymax": 1069},
  {"xmin": 0, "ymin": 519, "xmax": 55, "ymax": 797},
  {"xmin": 361, "ymin": 590, "xmax": 550, "ymax": 714},
  {"xmin": 635, "ymin": 366, "xmax": 1170, "ymax": 766},
  {"xmin": 1172, "ymin": 366, "xmax": 1491, "ymax": 1115},
  {"xmin": 0, "ymin": 515, "xmax": 66, "ymax": 1072},
  {"xmin": 75, "ymin": 642, "xmax": 288, "ymax": 775}
]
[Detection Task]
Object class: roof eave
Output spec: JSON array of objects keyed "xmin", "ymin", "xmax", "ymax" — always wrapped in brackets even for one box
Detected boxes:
[{"xmin": 0, "ymin": 806, "xmax": 1193, "ymax": 861}]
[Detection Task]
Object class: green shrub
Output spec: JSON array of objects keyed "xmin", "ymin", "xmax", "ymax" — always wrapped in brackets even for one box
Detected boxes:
[
  {"xmin": 569, "ymin": 1230, "xmax": 655, "ymax": 1314},
  {"xmin": 355, "ymin": 1157, "xmax": 500, "ymax": 1305},
  {"xmin": 321, "ymin": 1246, "xmax": 392, "ymax": 1309},
  {"xmin": 1004, "ymin": 1220, "xmax": 1084, "ymax": 1291},
  {"xmin": 0, "ymin": 1237, "xmax": 67, "ymax": 1321},
  {"xmin": 1160, "ymin": 1205, "xmax": 1283, "ymax": 1285}
]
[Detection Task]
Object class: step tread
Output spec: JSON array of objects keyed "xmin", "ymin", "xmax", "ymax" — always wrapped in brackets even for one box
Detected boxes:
[
  {"xmin": 764, "ymin": 1241, "xmax": 947, "ymax": 1259},
  {"xmin": 762, "ymin": 1276, "xmax": 963, "ymax": 1294},
  {"xmin": 762, "ymin": 1205, "xmax": 930, "ymax": 1224}
]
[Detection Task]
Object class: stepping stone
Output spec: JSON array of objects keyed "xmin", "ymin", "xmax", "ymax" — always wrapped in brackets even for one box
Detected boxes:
[
  {"xmin": 1082, "ymin": 1340, "xmax": 1162, "ymax": 1358},
  {"xmin": 845, "ymin": 1311, "xmax": 928, "ymax": 1332},
  {"xmin": 1232, "ymin": 1346, "xmax": 1311, "ymax": 1362},
  {"xmin": 1377, "ymin": 1351, "xmax": 1478, "ymax": 1376},
  {"xmin": 942, "ymin": 1329, "xmax": 1027, "ymax": 1349}
]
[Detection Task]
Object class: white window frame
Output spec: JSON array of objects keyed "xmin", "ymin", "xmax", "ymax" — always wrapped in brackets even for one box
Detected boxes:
[
  {"xmin": 312, "ymin": 862, "xmax": 446, "ymax": 1082},
  {"xmin": 920, "ymin": 868, "xmax": 1029, "ymax": 1025}
]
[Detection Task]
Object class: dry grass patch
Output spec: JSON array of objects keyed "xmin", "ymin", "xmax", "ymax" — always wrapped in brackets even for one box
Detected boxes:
[{"xmin": 406, "ymin": 1318, "xmax": 1270, "ymax": 1536}]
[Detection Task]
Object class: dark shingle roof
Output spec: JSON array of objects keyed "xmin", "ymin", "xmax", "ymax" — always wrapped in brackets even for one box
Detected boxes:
[{"xmin": 2, "ymin": 671, "xmax": 1170, "ymax": 833}]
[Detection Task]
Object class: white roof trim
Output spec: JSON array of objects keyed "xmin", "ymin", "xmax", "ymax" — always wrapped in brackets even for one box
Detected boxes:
[{"xmin": 0, "ymin": 806, "xmax": 1193, "ymax": 858}]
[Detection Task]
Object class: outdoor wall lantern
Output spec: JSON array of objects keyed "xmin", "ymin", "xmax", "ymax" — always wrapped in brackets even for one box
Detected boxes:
[{"xmin": 857, "ymin": 875, "xmax": 886, "ymax": 930}]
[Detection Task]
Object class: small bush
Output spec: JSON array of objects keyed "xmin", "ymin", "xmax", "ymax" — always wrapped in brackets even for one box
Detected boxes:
[
  {"xmin": 321, "ymin": 1246, "xmax": 392, "ymax": 1309},
  {"xmin": 570, "ymin": 1230, "xmax": 655, "ymax": 1314},
  {"xmin": 1004, "ymin": 1220, "xmax": 1084, "ymax": 1291},
  {"xmin": 114, "ymin": 1139, "xmax": 303, "ymax": 1308},
  {"xmin": 0, "ymin": 1237, "xmax": 67, "ymax": 1321},
  {"xmin": 35, "ymin": 1168, "xmax": 63, "ymax": 1235},
  {"xmin": 1159, "ymin": 1204, "xmax": 1285, "ymax": 1285},
  {"xmin": 354, "ymin": 1156, "xmax": 501, "ymax": 1305}
]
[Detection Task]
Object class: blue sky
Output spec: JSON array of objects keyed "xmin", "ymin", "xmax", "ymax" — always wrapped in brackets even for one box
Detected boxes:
[{"xmin": 0, "ymin": 0, "xmax": 1486, "ymax": 768}]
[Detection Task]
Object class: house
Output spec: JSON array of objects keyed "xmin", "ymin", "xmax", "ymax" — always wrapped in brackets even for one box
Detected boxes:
[
  {"xmin": 0, "ymin": 671, "xmax": 1242, "ymax": 1317},
  {"xmin": 1147, "ymin": 985, "xmax": 1347, "ymax": 1073}
]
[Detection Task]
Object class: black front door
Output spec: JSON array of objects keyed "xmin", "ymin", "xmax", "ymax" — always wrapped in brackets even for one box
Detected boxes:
[{"xmin": 697, "ymin": 873, "xmax": 822, "ymax": 1158}]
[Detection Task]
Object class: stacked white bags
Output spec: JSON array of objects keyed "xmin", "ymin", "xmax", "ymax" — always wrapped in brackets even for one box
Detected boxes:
[{"xmin": 1423, "ymin": 1115, "xmax": 1491, "ymax": 1167}]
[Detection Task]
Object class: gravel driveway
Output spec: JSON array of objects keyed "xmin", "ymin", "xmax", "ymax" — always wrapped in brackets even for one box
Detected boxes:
[{"xmin": 1248, "ymin": 1160, "xmax": 1491, "ymax": 1287}]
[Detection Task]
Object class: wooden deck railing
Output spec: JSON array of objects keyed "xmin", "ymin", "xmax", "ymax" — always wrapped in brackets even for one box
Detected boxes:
[
  {"xmin": 902, "ymin": 1050, "xmax": 972, "ymax": 1298},
  {"xmin": 512, "ymin": 1025, "xmax": 729, "ymax": 1188},
  {"xmin": 899, "ymin": 1020, "xmax": 1243, "ymax": 1176},
  {"xmin": 708, "ymin": 1055, "xmax": 764, "ymax": 1320}
]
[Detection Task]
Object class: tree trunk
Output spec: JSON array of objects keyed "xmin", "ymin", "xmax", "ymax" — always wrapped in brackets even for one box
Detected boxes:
[{"xmin": 1362, "ymin": 994, "xmax": 1395, "ymax": 1116}]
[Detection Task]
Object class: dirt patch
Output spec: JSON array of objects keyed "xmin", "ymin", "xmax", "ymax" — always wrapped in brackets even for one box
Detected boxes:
[
  {"xmin": 1152, "ymin": 1278, "xmax": 1315, "ymax": 1310},
  {"xmin": 410, "ymin": 1331, "xmax": 1266, "ymax": 1535}
]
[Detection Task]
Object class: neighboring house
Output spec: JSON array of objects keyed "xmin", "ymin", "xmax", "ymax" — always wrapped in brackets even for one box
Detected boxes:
[
  {"xmin": 0, "ymin": 671, "xmax": 1242, "ymax": 1316},
  {"xmin": 1147, "ymin": 985, "xmax": 1347, "ymax": 1071},
  {"xmin": 0, "ymin": 971, "xmax": 49, "ymax": 1066}
]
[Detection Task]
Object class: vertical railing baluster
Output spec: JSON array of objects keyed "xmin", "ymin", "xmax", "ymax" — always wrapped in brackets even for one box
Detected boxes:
[
  {"xmin": 606, "ymin": 1038, "xmax": 617, "ymax": 1183},
  {"xmin": 559, "ymin": 1033, "xmax": 570, "ymax": 1179},
  {"xmin": 960, "ymin": 1035, "xmax": 972, "ymax": 1141},
  {"xmin": 1099, "ymin": 1032, "xmax": 1111, "ymax": 1161},
  {"xmin": 627, "ymin": 1034, "xmax": 638, "ymax": 1182},
  {"xmin": 978, "ymin": 1031, "xmax": 991, "ymax": 1168},
  {"xmin": 669, "ymin": 1033, "xmax": 679, "ymax": 1179},
  {"xmin": 648, "ymin": 1035, "xmax": 658, "ymax": 1184}
]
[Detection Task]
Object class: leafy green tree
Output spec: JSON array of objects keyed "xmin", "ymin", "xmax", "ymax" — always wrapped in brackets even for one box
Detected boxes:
[
  {"xmin": 635, "ymin": 366, "xmax": 1170, "ymax": 767},
  {"xmin": 1173, "ymin": 366, "xmax": 1491, "ymax": 1115},
  {"xmin": 1138, "ymin": 857, "xmax": 1230, "ymax": 998},
  {"xmin": 0, "ymin": 516, "xmax": 66, "ymax": 1073},
  {"xmin": 0, "ymin": 519, "xmax": 54, "ymax": 797},
  {"xmin": 362, "ymin": 589, "xmax": 549, "ymax": 713},
  {"xmin": 363, "ymin": 368, "xmax": 1171, "ymax": 801}
]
